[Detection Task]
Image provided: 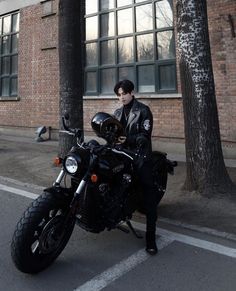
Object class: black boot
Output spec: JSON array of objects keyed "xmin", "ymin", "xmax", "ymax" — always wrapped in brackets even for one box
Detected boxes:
[{"xmin": 145, "ymin": 231, "xmax": 158, "ymax": 255}]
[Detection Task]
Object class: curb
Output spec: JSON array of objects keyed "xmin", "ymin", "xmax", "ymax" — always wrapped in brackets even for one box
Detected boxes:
[
  {"xmin": 158, "ymin": 217, "xmax": 236, "ymax": 242},
  {"xmin": 1, "ymin": 174, "xmax": 235, "ymax": 242}
]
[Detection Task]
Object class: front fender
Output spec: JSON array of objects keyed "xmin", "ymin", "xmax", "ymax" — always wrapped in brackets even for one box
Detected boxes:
[{"xmin": 43, "ymin": 186, "xmax": 74, "ymax": 200}]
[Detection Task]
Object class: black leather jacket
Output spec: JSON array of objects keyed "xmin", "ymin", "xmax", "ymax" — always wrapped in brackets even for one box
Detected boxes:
[{"xmin": 114, "ymin": 98, "xmax": 153, "ymax": 159}]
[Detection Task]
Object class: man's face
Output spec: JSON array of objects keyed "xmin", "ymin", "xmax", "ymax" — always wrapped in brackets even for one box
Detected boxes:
[{"xmin": 117, "ymin": 87, "xmax": 133, "ymax": 105}]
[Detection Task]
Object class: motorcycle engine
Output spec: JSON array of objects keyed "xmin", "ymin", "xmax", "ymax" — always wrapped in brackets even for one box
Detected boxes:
[
  {"xmin": 99, "ymin": 173, "xmax": 132, "ymax": 229},
  {"xmin": 76, "ymin": 172, "xmax": 132, "ymax": 233}
]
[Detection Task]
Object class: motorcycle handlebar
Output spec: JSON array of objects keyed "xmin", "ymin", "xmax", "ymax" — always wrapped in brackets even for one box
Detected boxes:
[
  {"xmin": 112, "ymin": 146, "xmax": 143, "ymax": 161},
  {"xmin": 62, "ymin": 116, "xmax": 71, "ymax": 133},
  {"xmin": 61, "ymin": 116, "xmax": 83, "ymax": 139}
]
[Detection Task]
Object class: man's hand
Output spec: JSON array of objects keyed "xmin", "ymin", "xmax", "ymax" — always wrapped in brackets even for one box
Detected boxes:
[
  {"xmin": 117, "ymin": 136, "xmax": 127, "ymax": 144},
  {"xmin": 136, "ymin": 135, "xmax": 147, "ymax": 147}
]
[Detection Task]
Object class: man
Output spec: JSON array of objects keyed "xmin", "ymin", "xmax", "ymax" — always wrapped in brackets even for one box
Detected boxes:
[{"xmin": 113, "ymin": 79, "xmax": 158, "ymax": 255}]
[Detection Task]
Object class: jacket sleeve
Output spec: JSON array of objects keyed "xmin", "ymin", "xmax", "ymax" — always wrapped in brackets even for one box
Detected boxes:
[
  {"xmin": 138, "ymin": 106, "xmax": 153, "ymax": 138},
  {"xmin": 127, "ymin": 106, "xmax": 153, "ymax": 146}
]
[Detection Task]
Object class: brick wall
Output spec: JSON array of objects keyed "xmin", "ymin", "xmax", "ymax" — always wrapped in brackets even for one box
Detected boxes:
[
  {"xmin": 0, "ymin": 0, "xmax": 235, "ymax": 150},
  {"xmin": 207, "ymin": 0, "xmax": 236, "ymax": 143},
  {"xmin": 0, "ymin": 1, "xmax": 59, "ymax": 130}
]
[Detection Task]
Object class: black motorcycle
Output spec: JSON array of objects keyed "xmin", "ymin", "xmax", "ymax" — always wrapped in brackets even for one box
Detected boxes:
[{"xmin": 11, "ymin": 112, "xmax": 177, "ymax": 274}]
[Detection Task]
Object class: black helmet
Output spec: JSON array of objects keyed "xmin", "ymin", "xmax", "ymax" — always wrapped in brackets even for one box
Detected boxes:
[{"xmin": 91, "ymin": 112, "xmax": 124, "ymax": 143}]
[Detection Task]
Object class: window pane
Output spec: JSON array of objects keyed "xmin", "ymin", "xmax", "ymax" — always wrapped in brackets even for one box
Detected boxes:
[
  {"xmin": 2, "ymin": 36, "xmax": 10, "ymax": 54},
  {"xmin": 1, "ymin": 78, "xmax": 9, "ymax": 96},
  {"xmin": 86, "ymin": 16, "xmax": 98, "ymax": 40},
  {"xmin": 86, "ymin": 43, "xmax": 98, "ymax": 66},
  {"xmin": 42, "ymin": 1, "xmax": 53, "ymax": 15},
  {"xmin": 117, "ymin": 0, "xmax": 132, "ymax": 7},
  {"xmin": 86, "ymin": 72, "xmax": 97, "ymax": 93},
  {"xmin": 101, "ymin": 68, "xmax": 116, "ymax": 93},
  {"xmin": 100, "ymin": 0, "xmax": 114, "ymax": 10},
  {"xmin": 10, "ymin": 77, "xmax": 18, "ymax": 95},
  {"xmin": 157, "ymin": 31, "xmax": 175, "ymax": 59},
  {"xmin": 138, "ymin": 65, "xmax": 155, "ymax": 92},
  {"xmin": 86, "ymin": 0, "xmax": 98, "ymax": 14},
  {"xmin": 117, "ymin": 8, "xmax": 133, "ymax": 35},
  {"xmin": 101, "ymin": 40, "xmax": 115, "ymax": 65},
  {"xmin": 2, "ymin": 56, "xmax": 10, "ymax": 74},
  {"xmin": 156, "ymin": 0, "xmax": 173, "ymax": 28},
  {"xmin": 3, "ymin": 15, "xmax": 11, "ymax": 34},
  {"xmin": 100, "ymin": 12, "xmax": 114, "ymax": 37},
  {"xmin": 137, "ymin": 34, "xmax": 154, "ymax": 61},
  {"xmin": 11, "ymin": 55, "xmax": 18, "ymax": 74},
  {"xmin": 118, "ymin": 67, "xmax": 134, "ymax": 83},
  {"xmin": 11, "ymin": 34, "xmax": 19, "ymax": 54},
  {"xmin": 135, "ymin": 4, "xmax": 153, "ymax": 32},
  {"xmin": 12, "ymin": 14, "xmax": 19, "ymax": 32},
  {"xmin": 159, "ymin": 65, "xmax": 175, "ymax": 90},
  {"xmin": 118, "ymin": 37, "xmax": 133, "ymax": 63},
  {"xmin": 0, "ymin": 18, "xmax": 2, "ymax": 34}
]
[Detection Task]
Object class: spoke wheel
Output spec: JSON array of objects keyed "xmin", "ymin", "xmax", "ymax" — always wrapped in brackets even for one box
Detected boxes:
[{"xmin": 11, "ymin": 191, "xmax": 75, "ymax": 274}]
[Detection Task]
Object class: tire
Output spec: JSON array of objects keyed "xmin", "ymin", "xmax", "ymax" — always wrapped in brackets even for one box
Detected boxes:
[{"xmin": 11, "ymin": 191, "xmax": 75, "ymax": 274}]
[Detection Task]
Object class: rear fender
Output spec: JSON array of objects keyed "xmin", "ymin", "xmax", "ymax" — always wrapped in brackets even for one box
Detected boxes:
[
  {"xmin": 166, "ymin": 160, "xmax": 178, "ymax": 175},
  {"xmin": 152, "ymin": 151, "xmax": 177, "ymax": 175}
]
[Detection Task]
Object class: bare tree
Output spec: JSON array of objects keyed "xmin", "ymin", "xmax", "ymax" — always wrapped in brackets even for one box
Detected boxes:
[
  {"xmin": 58, "ymin": 0, "xmax": 85, "ymax": 158},
  {"xmin": 176, "ymin": 0, "xmax": 235, "ymax": 197}
]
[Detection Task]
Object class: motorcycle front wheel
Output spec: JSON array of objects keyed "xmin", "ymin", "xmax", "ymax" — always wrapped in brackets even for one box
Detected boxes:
[{"xmin": 11, "ymin": 191, "xmax": 75, "ymax": 274}]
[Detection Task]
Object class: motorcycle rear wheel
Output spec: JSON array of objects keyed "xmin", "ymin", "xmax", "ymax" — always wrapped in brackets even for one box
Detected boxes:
[{"xmin": 11, "ymin": 191, "xmax": 75, "ymax": 274}]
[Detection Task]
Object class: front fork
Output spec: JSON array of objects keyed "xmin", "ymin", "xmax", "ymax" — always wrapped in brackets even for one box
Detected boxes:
[
  {"xmin": 53, "ymin": 168, "xmax": 88, "ymax": 215},
  {"xmin": 54, "ymin": 151, "xmax": 98, "ymax": 215},
  {"xmin": 54, "ymin": 169, "xmax": 87, "ymax": 194}
]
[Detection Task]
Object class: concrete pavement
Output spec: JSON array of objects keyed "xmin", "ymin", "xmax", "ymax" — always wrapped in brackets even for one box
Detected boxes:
[{"xmin": 0, "ymin": 132, "xmax": 235, "ymax": 236}]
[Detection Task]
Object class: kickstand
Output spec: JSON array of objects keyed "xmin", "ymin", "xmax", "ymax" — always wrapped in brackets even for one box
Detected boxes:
[{"xmin": 126, "ymin": 220, "xmax": 143, "ymax": 239}]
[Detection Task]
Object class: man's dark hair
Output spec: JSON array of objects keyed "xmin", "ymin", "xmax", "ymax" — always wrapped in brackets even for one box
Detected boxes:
[{"xmin": 114, "ymin": 79, "xmax": 134, "ymax": 95}]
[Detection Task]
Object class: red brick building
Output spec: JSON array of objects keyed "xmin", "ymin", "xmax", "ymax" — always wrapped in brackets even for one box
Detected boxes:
[{"xmin": 0, "ymin": 0, "xmax": 235, "ymax": 157}]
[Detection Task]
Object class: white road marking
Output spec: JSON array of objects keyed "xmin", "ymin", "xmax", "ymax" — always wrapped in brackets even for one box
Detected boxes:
[
  {"xmin": 1, "ymin": 183, "xmax": 236, "ymax": 291},
  {"xmin": 74, "ymin": 237, "xmax": 173, "ymax": 291},
  {"xmin": 132, "ymin": 221, "xmax": 236, "ymax": 259},
  {"xmin": 159, "ymin": 217, "xmax": 236, "ymax": 242},
  {"xmin": 1, "ymin": 183, "xmax": 236, "ymax": 258},
  {"xmin": 0, "ymin": 183, "xmax": 39, "ymax": 200},
  {"xmin": 0, "ymin": 175, "xmax": 44, "ymax": 191}
]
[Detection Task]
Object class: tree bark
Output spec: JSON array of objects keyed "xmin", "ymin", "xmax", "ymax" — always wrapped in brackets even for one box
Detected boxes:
[
  {"xmin": 58, "ymin": 0, "xmax": 85, "ymax": 158},
  {"xmin": 176, "ymin": 0, "xmax": 235, "ymax": 197}
]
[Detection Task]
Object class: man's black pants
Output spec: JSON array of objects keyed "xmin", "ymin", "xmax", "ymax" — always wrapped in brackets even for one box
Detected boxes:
[{"xmin": 136, "ymin": 161, "xmax": 158, "ymax": 232}]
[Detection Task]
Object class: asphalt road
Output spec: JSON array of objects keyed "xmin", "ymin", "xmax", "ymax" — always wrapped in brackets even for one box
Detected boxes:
[{"xmin": 0, "ymin": 181, "xmax": 236, "ymax": 291}]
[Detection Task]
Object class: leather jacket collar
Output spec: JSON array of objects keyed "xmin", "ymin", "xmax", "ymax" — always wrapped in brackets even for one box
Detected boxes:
[{"xmin": 115, "ymin": 98, "xmax": 141, "ymax": 129}]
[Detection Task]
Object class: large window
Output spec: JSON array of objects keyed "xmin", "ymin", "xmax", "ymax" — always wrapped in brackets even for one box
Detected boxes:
[
  {"xmin": 0, "ymin": 12, "xmax": 19, "ymax": 98},
  {"xmin": 85, "ymin": 0, "xmax": 176, "ymax": 95}
]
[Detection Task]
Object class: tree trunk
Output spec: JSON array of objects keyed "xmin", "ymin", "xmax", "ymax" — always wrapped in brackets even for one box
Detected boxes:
[
  {"xmin": 58, "ymin": 0, "xmax": 85, "ymax": 158},
  {"xmin": 176, "ymin": 0, "xmax": 235, "ymax": 197}
]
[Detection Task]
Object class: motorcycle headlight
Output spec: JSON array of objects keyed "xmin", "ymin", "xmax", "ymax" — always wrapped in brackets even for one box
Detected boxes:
[{"xmin": 64, "ymin": 156, "xmax": 78, "ymax": 174}]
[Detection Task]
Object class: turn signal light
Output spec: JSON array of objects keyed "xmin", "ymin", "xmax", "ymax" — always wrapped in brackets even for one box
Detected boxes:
[
  {"xmin": 54, "ymin": 156, "xmax": 62, "ymax": 166},
  {"xmin": 91, "ymin": 174, "xmax": 98, "ymax": 183}
]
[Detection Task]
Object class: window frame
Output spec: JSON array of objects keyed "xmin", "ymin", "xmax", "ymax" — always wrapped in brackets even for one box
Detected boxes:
[
  {"xmin": 0, "ymin": 10, "xmax": 19, "ymax": 100},
  {"xmin": 84, "ymin": 0, "xmax": 177, "ymax": 96}
]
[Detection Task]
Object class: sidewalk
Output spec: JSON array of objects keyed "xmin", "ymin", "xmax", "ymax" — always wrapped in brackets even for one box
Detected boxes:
[{"xmin": 0, "ymin": 133, "xmax": 236, "ymax": 236}]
